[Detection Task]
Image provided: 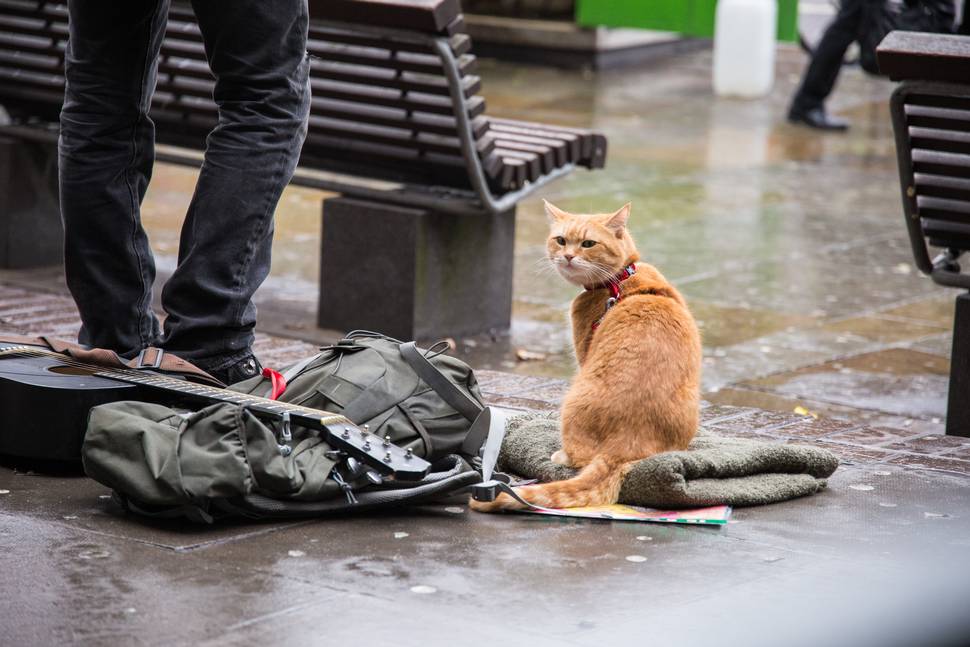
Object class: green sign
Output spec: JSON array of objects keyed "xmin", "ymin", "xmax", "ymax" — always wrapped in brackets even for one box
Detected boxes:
[{"xmin": 575, "ymin": 0, "xmax": 798, "ymax": 43}]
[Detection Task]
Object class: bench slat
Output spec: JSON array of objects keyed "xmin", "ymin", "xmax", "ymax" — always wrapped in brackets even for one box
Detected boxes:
[
  {"xmin": 489, "ymin": 130, "xmax": 568, "ymax": 166},
  {"xmin": 909, "ymin": 126, "xmax": 970, "ymax": 156},
  {"xmin": 147, "ymin": 71, "xmax": 488, "ymax": 124},
  {"xmin": 914, "ymin": 172, "xmax": 970, "ymax": 202},
  {"xmin": 921, "ymin": 218, "xmax": 970, "ymax": 249},
  {"xmin": 912, "ymin": 148, "xmax": 970, "ymax": 176},
  {"xmin": 309, "ymin": 0, "xmax": 462, "ymax": 34},
  {"xmin": 496, "ymin": 148, "xmax": 542, "ymax": 182},
  {"xmin": 917, "ymin": 195, "xmax": 970, "ymax": 220},
  {"xmin": 492, "ymin": 139, "xmax": 556, "ymax": 173},
  {"xmin": 308, "ymin": 26, "xmax": 472, "ymax": 57}
]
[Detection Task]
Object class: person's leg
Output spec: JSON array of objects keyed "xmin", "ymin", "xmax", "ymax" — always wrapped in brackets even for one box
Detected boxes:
[
  {"xmin": 158, "ymin": 0, "xmax": 310, "ymax": 377},
  {"xmin": 789, "ymin": 0, "xmax": 863, "ymax": 120},
  {"xmin": 59, "ymin": 0, "xmax": 169, "ymax": 355}
]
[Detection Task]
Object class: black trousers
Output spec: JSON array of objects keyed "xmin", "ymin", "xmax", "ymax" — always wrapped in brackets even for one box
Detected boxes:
[
  {"xmin": 790, "ymin": 0, "xmax": 866, "ymax": 115},
  {"xmin": 59, "ymin": 1, "xmax": 310, "ymax": 369}
]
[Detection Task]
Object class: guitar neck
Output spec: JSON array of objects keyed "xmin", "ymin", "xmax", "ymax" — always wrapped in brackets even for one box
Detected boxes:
[
  {"xmin": 0, "ymin": 345, "xmax": 431, "ymax": 480},
  {"xmin": 99, "ymin": 365, "xmax": 348, "ymax": 428}
]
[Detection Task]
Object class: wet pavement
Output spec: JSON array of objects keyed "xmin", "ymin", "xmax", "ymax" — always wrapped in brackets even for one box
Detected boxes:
[
  {"xmin": 2, "ymin": 35, "xmax": 969, "ymax": 647},
  {"xmin": 2, "ymin": 384, "xmax": 970, "ymax": 646}
]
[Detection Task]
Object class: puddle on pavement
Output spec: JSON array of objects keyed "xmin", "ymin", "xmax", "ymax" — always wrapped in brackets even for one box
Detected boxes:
[{"xmin": 138, "ymin": 47, "xmax": 949, "ymax": 428}]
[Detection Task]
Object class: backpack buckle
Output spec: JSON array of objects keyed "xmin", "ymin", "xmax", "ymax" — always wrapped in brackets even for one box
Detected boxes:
[{"xmin": 277, "ymin": 411, "xmax": 293, "ymax": 457}]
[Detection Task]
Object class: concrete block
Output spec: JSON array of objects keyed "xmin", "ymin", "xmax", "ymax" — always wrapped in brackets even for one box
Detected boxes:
[
  {"xmin": 318, "ymin": 197, "xmax": 515, "ymax": 341},
  {"xmin": 0, "ymin": 135, "xmax": 63, "ymax": 268}
]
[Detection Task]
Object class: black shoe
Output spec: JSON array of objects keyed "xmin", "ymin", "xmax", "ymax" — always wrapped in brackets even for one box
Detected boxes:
[
  {"xmin": 788, "ymin": 107, "xmax": 849, "ymax": 131},
  {"xmin": 198, "ymin": 353, "xmax": 262, "ymax": 386}
]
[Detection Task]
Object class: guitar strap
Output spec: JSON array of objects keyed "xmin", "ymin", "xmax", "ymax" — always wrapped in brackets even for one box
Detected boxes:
[{"xmin": 0, "ymin": 333, "xmax": 223, "ymax": 387}]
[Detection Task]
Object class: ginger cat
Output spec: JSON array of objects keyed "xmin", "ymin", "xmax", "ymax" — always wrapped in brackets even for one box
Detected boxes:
[{"xmin": 470, "ymin": 201, "xmax": 701, "ymax": 512}]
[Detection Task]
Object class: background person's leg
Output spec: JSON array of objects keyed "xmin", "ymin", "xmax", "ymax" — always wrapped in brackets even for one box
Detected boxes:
[
  {"xmin": 789, "ymin": 0, "xmax": 863, "ymax": 125},
  {"xmin": 59, "ymin": 0, "xmax": 170, "ymax": 355},
  {"xmin": 158, "ymin": 0, "xmax": 310, "ymax": 378}
]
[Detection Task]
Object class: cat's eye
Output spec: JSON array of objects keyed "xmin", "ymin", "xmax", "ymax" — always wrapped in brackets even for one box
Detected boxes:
[
  {"xmin": 580, "ymin": 240, "xmax": 596, "ymax": 248},
  {"xmin": 554, "ymin": 236, "xmax": 566, "ymax": 246}
]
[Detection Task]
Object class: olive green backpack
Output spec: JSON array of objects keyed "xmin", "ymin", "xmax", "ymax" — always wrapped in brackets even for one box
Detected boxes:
[{"xmin": 82, "ymin": 332, "xmax": 498, "ymax": 523}]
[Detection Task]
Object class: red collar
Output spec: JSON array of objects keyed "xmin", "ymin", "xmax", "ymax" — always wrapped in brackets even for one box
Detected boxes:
[
  {"xmin": 587, "ymin": 264, "xmax": 636, "ymax": 331},
  {"xmin": 585, "ymin": 264, "xmax": 637, "ymax": 300}
]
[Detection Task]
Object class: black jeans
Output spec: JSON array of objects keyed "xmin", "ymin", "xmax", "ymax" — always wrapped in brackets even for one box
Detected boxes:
[
  {"xmin": 59, "ymin": 0, "xmax": 310, "ymax": 368},
  {"xmin": 790, "ymin": 0, "xmax": 865, "ymax": 115}
]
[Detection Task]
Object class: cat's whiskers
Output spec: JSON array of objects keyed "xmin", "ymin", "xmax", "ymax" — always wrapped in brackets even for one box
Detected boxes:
[
  {"xmin": 582, "ymin": 262, "xmax": 618, "ymax": 285},
  {"xmin": 533, "ymin": 257, "xmax": 560, "ymax": 278}
]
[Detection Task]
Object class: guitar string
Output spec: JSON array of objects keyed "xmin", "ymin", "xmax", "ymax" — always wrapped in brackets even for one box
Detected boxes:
[
  {"xmin": 0, "ymin": 346, "xmax": 425, "ymax": 471},
  {"xmin": 0, "ymin": 346, "xmax": 351, "ymax": 424}
]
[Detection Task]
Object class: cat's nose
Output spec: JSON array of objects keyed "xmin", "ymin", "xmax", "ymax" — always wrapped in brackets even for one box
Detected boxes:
[{"xmin": 564, "ymin": 254, "xmax": 574, "ymax": 263}]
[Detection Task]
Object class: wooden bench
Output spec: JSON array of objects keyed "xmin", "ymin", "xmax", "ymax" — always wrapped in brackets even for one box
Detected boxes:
[
  {"xmin": 0, "ymin": 0, "xmax": 607, "ymax": 340},
  {"xmin": 878, "ymin": 30, "xmax": 970, "ymax": 436}
]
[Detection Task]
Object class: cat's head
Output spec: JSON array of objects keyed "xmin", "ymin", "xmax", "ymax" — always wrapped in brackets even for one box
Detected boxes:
[{"xmin": 544, "ymin": 201, "xmax": 639, "ymax": 287}]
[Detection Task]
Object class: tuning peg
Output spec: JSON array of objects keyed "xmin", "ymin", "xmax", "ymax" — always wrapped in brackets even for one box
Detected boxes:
[
  {"xmin": 364, "ymin": 470, "xmax": 383, "ymax": 486},
  {"xmin": 341, "ymin": 426, "xmax": 351, "ymax": 439},
  {"xmin": 363, "ymin": 439, "xmax": 371, "ymax": 450},
  {"xmin": 383, "ymin": 451, "xmax": 392, "ymax": 463},
  {"xmin": 383, "ymin": 435, "xmax": 391, "ymax": 447},
  {"xmin": 405, "ymin": 448, "xmax": 413, "ymax": 460}
]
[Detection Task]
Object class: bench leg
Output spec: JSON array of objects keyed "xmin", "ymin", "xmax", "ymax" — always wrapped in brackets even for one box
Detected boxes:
[
  {"xmin": 946, "ymin": 292, "xmax": 970, "ymax": 437},
  {"xmin": 318, "ymin": 197, "xmax": 515, "ymax": 341},
  {"xmin": 0, "ymin": 136, "xmax": 63, "ymax": 269}
]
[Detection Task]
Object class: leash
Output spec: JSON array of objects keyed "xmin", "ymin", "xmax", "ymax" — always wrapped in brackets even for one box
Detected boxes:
[{"xmin": 467, "ymin": 407, "xmax": 562, "ymax": 512}]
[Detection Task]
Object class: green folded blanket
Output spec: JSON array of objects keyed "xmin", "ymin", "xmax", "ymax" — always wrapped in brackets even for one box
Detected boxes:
[{"xmin": 497, "ymin": 412, "xmax": 839, "ymax": 508}]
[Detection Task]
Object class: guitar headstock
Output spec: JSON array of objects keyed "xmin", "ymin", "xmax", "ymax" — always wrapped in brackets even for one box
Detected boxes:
[{"xmin": 323, "ymin": 421, "xmax": 430, "ymax": 481}]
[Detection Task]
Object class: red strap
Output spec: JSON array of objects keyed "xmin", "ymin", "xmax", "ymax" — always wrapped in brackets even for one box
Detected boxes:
[
  {"xmin": 586, "ymin": 265, "xmax": 637, "ymax": 332},
  {"xmin": 584, "ymin": 264, "xmax": 636, "ymax": 294},
  {"xmin": 262, "ymin": 367, "xmax": 287, "ymax": 400}
]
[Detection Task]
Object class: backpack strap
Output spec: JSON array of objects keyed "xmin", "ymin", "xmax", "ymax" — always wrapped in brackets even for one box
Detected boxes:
[
  {"xmin": 41, "ymin": 337, "xmax": 223, "ymax": 387},
  {"xmin": 0, "ymin": 334, "xmax": 223, "ymax": 386},
  {"xmin": 462, "ymin": 406, "xmax": 513, "ymax": 481},
  {"xmin": 256, "ymin": 351, "xmax": 327, "ymax": 398},
  {"xmin": 399, "ymin": 341, "xmax": 483, "ymax": 422}
]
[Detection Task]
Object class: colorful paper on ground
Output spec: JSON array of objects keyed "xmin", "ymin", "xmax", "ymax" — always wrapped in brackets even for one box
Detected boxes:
[{"xmin": 519, "ymin": 504, "xmax": 732, "ymax": 525}]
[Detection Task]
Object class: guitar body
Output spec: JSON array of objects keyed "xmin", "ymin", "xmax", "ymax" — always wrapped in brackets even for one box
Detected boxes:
[{"xmin": 0, "ymin": 349, "xmax": 159, "ymax": 462}]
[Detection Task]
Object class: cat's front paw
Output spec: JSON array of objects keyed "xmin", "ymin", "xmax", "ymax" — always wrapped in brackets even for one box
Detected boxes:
[{"xmin": 550, "ymin": 449, "xmax": 572, "ymax": 466}]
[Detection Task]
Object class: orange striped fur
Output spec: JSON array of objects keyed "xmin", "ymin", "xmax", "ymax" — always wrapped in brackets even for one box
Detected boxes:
[{"xmin": 470, "ymin": 202, "xmax": 701, "ymax": 512}]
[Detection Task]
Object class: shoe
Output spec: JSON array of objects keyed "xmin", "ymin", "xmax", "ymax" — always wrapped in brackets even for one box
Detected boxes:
[
  {"xmin": 787, "ymin": 107, "xmax": 849, "ymax": 131},
  {"xmin": 199, "ymin": 353, "xmax": 262, "ymax": 386}
]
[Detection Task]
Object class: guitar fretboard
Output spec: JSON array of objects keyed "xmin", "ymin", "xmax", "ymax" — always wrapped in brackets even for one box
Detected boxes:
[{"xmin": 0, "ymin": 345, "xmax": 348, "ymax": 426}]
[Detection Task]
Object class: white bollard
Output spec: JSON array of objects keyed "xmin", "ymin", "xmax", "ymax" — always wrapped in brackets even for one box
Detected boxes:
[{"xmin": 713, "ymin": 0, "xmax": 778, "ymax": 98}]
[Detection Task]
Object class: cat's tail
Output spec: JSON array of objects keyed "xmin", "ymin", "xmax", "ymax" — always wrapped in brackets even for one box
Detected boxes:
[{"xmin": 469, "ymin": 455, "xmax": 633, "ymax": 513}]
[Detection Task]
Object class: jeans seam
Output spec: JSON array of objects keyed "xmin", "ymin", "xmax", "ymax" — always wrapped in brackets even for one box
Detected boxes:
[
  {"xmin": 126, "ymin": 0, "xmax": 162, "ymax": 349},
  {"xmin": 225, "ymin": 54, "xmax": 310, "ymax": 355}
]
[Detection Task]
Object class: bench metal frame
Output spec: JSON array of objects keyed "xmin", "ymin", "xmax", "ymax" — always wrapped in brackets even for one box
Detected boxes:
[
  {"xmin": 888, "ymin": 79, "xmax": 970, "ymax": 436},
  {"xmin": 889, "ymin": 80, "xmax": 970, "ymax": 290}
]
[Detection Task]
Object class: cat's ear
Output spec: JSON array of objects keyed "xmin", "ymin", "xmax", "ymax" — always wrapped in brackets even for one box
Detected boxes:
[
  {"xmin": 544, "ymin": 200, "xmax": 568, "ymax": 224},
  {"xmin": 603, "ymin": 203, "xmax": 631, "ymax": 236}
]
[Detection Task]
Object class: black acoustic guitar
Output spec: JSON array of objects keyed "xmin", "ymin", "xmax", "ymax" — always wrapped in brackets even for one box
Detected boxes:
[{"xmin": 0, "ymin": 342, "xmax": 430, "ymax": 480}]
